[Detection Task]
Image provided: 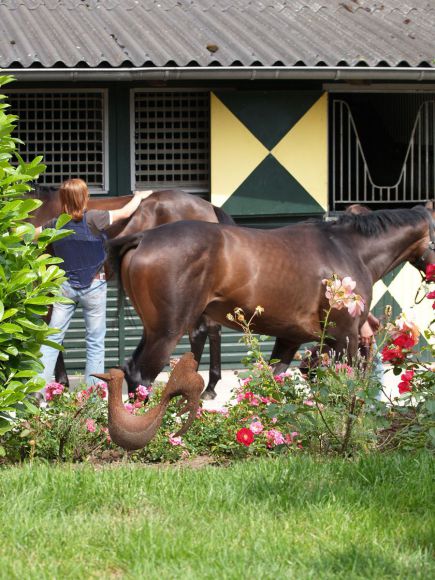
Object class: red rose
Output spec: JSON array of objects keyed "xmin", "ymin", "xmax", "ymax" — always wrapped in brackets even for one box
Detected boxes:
[
  {"xmin": 236, "ymin": 427, "xmax": 254, "ymax": 447},
  {"xmin": 398, "ymin": 369, "xmax": 414, "ymax": 394},
  {"xmin": 426, "ymin": 263, "xmax": 435, "ymax": 282},
  {"xmin": 427, "ymin": 291, "xmax": 435, "ymax": 299},
  {"xmin": 381, "ymin": 344, "xmax": 405, "ymax": 364},
  {"xmin": 398, "ymin": 381, "xmax": 412, "ymax": 394},
  {"xmin": 401, "ymin": 370, "xmax": 414, "ymax": 382},
  {"xmin": 393, "ymin": 333, "xmax": 416, "ymax": 350}
]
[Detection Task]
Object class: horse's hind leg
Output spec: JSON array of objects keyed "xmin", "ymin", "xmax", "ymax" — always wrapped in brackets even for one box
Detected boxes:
[
  {"xmin": 188, "ymin": 314, "xmax": 221, "ymax": 400},
  {"xmin": 44, "ymin": 304, "xmax": 69, "ymax": 388},
  {"xmin": 188, "ymin": 316, "xmax": 208, "ymax": 369},
  {"xmin": 269, "ymin": 338, "xmax": 300, "ymax": 374},
  {"xmin": 125, "ymin": 331, "xmax": 186, "ymax": 393},
  {"xmin": 54, "ymin": 350, "xmax": 70, "ymax": 388},
  {"xmin": 203, "ymin": 319, "xmax": 221, "ymax": 400},
  {"xmin": 123, "ymin": 333, "xmax": 145, "ymax": 393}
]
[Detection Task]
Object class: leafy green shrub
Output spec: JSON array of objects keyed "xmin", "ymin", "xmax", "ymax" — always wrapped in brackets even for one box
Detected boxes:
[{"xmin": 0, "ymin": 75, "xmax": 71, "ymax": 434}]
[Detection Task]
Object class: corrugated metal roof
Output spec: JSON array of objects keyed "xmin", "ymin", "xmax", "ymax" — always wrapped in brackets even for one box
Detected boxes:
[{"xmin": 0, "ymin": 0, "xmax": 434, "ymax": 69}]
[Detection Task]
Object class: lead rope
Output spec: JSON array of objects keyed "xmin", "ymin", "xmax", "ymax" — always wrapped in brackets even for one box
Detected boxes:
[{"xmin": 414, "ymin": 269, "xmax": 429, "ymax": 305}]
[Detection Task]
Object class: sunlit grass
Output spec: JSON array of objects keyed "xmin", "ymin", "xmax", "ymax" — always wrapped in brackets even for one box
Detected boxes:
[{"xmin": 0, "ymin": 454, "xmax": 433, "ymax": 579}]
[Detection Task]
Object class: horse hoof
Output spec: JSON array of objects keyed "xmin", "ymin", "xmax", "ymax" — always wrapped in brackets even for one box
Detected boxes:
[{"xmin": 201, "ymin": 388, "xmax": 217, "ymax": 400}]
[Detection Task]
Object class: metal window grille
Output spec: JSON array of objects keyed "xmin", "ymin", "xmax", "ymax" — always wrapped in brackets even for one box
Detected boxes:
[
  {"xmin": 331, "ymin": 97, "xmax": 435, "ymax": 210},
  {"xmin": 6, "ymin": 91, "xmax": 106, "ymax": 191},
  {"xmin": 133, "ymin": 91, "xmax": 209, "ymax": 190}
]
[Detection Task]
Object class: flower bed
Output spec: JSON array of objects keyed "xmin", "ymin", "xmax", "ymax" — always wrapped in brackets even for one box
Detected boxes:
[{"xmin": 1, "ymin": 268, "xmax": 434, "ymax": 464}]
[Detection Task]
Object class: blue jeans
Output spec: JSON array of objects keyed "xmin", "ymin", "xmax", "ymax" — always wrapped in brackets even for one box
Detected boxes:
[
  {"xmin": 371, "ymin": 350, "xmax": 385, "ymax": 400},
  {"xmin": 39, "ymin": 279, "xmax": 107, "ymax": 386}
]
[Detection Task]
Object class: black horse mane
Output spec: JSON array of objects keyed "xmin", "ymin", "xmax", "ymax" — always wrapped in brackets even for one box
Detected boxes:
[{"xmin": 335, "ymin": 206, "xmax": 430, "ymax": 237}]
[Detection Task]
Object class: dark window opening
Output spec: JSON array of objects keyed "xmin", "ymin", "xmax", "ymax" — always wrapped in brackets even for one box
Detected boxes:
[{"xmin": 330, "ymin": 93, "xmax": 435, "ymax": 211}]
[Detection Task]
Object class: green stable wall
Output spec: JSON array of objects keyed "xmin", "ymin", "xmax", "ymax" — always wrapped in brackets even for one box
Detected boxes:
[{"xmin": 57, "ymin": 87, "xmax": 432, "ymax": 376}]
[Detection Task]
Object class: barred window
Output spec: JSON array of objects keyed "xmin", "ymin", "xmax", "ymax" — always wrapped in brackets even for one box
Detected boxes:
[
  {"xmin": 6, "ymin": 90, "xmax": 107, "ymax": 192},
  {"xmin": 330, "ymin": 93, "xmax": 435, "ymax": 210},
  {"xmin": 133, "ymin": 91, "xmax": 210, "ymax": 190}
]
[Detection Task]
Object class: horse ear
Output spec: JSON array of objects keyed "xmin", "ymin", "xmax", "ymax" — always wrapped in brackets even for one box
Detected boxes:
[
  {"xmin": 345, "ymin": 203, "xmax": 371, "ymax": 215},
  {"xmin": 425, "ymin": 200, "xmax": 434, "ymax": 210}
]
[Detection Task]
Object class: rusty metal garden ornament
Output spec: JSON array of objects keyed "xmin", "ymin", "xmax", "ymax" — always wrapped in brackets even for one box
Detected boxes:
[{"xmin": 92, "ymin": 352, "xmax": 204, "ymax": 451}]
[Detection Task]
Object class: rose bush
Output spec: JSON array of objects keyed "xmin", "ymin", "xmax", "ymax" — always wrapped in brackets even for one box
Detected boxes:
[{"xmin": 1, "ymin": 270, "xmax": 433, "ymax": 462}]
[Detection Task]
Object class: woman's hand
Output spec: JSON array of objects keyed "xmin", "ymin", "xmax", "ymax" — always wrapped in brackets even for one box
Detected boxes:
[
  {"xmin": 133, "ymin": 190, "xmax": 153, "ymax": 201},
  {"xmin": 110, "ymin": 190, "xmax": 154, "ymax": 223},
  {"xmin": 359, "ymin": 320, "xmax": 374, "ymax": 347}
]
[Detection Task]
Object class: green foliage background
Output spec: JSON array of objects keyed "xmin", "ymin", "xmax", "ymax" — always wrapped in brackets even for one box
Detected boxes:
[{"xmin": 0, "ymin": 75, "xmax": 71, "ymax": 433}]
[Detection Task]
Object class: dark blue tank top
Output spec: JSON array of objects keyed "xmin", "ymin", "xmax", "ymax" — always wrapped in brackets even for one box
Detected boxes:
[{"xmin": 51, "ymin": 212, "xmax": 106, "ymax": 289}]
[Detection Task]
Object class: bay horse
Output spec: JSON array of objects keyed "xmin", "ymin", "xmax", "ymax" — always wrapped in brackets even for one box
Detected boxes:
[
  {"xmin": 28, "ymin": 186, "xmax": 235, "ymax": 398},
  {"xmin": 109, "ymin": 205, "xmax": 435, "ymax": 390}
]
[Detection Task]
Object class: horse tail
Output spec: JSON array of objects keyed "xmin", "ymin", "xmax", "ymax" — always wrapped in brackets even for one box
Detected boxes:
[
  {"xmin": 212, "ymin": 204, "xmax": 236, "ymax": 225},
  {"xmin": 106, "ymin": 232, "xmax": 143, "ymax": 283}
]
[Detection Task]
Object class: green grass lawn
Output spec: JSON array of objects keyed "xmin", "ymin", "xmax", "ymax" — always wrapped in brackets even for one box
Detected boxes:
[{"xmin": 0, "ymin": 454, "xmax": 433, "ymax": 579}]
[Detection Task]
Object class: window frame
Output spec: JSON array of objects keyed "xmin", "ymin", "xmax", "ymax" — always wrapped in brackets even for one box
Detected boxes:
[
  {"xmin": 4, "ymin": 87, "xmax": 109, "ymax": 195},
  {"xmin": 130, "ymin": 88, "xmax": 210, "ymax": 194}
]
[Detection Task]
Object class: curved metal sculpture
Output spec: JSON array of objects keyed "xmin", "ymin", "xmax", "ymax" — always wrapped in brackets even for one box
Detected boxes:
[{"xmin": 93, "ymin": 352, "xmax": 204, "ymax": 451}]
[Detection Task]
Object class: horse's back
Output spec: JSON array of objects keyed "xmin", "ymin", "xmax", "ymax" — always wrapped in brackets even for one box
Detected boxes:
[{"xmin": 145, "ymin": 189, "xmax": 220, "ymax": 224}]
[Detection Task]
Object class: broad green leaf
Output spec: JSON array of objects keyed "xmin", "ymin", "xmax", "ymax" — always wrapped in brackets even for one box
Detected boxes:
[
  {"xmin": 0, "ymin": 322, "xmax": 23, "ymax": 333},
  {"xmin": 0, "ymin": 418, "xmax": 13, "ymax": 435},
  {"xmin": 14, "ymin": 370, "xmax": 38, "ymax": 378},
  {"xmin": 25, "ymin": 304, "xmax": 48, "ymax": 316},
  {"xmin": 21, "ymin": 398, "xmax": 38, "ymax": 413},
  {"xmin": 35, "ymin": 254, "xmax": 64, "ymax": 265},
  {"xmin": 25, "ymin": 296, "xmax": 59, "ymax": 306},
  {"xmin": 55, "ymin": 213, "xmax": 72, "ymax": 229},
  {"xmin": 1, "ymin": 309, "xmax": 18, "ymax": 321},
  {"xmin": 14, "ymin": 223, "xmax": 37, "ymax": 237},
  {"xmin": 38, "ymin": 228, "xmax": 73, "ymax": 244},
  {"xmin": 5, "ymin": 345, "xmax": 18, "ymax": 356},
  {"xmin": 15, "ymin": 318, "xmax": 46, "ymax": 331},
  {"xmin": 41, "ymin": 339, "xmax": 63, "ymax": 351},
  {"xmin": 0, "ymin": 199, "xmax": 21, "ymax": 215},
  {"xmin": 9, "ymin": 271, "xmax": 38, "ymax": 289}
]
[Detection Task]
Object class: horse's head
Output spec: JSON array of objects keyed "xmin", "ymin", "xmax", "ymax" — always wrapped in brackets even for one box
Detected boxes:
[
  {"xmin": 411, "ymin": 203, "xmax": 435, "ymax": 274},
  {"xmin": 26, "ymin": 183, "xmax": 61, "ymax": 226}
]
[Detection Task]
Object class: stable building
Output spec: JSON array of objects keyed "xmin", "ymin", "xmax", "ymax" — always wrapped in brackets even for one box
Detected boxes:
[{"xmin": 0, "ymin": 0, "xmax": 433, "ymax": 370}]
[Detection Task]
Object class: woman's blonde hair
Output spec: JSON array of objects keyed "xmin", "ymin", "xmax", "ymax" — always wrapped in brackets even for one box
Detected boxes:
[{"xmin": 59, "ymin": 178, "xmax": 89, "ymax": 220}]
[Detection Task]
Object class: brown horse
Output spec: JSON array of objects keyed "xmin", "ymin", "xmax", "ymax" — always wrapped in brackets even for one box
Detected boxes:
[
  {"xmin": 109, "ymin": 205, "xmax": 435, "ymax": 390},
  {"xmin": 28, "ymin": 185, "xmax": 235, "ymax": 398}
]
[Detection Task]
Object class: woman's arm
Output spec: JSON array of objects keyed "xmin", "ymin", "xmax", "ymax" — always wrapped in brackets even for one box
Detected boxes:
[{"xmin": 110, "ymin": 190, "xmax": 153, "ymax": 223}]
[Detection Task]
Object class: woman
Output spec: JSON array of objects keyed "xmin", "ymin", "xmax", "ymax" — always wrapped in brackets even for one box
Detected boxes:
[{"xmin": 36, "ymin": 178, "xmax": 151, "ymax": 387}]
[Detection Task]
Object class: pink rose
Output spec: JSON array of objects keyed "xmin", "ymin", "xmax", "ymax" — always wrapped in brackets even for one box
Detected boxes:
[
  {"xmin": 136, "ymin": 384, "xmax": 151, "ymax": 401},
  {"xmin": 266, "ymin": 429, "xmax": 285, "ymax": 447},
  {"xmin": 250, "ymin": 420, "xmax": 264, "ymax": 434},
  {"xmin": 85, "ymin": 418, "xmax": 96, "ymax": 433},
  {"xmin": 44, "ymin": 382, "xmax": 65, "ymax": 401},
  {"xmin": 96, "ymin": 381, "xmax": 107, "ymax": 399},
  {"xmin": 169, "ymin": 433, "xmax": 184, "ymax": 446}
]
